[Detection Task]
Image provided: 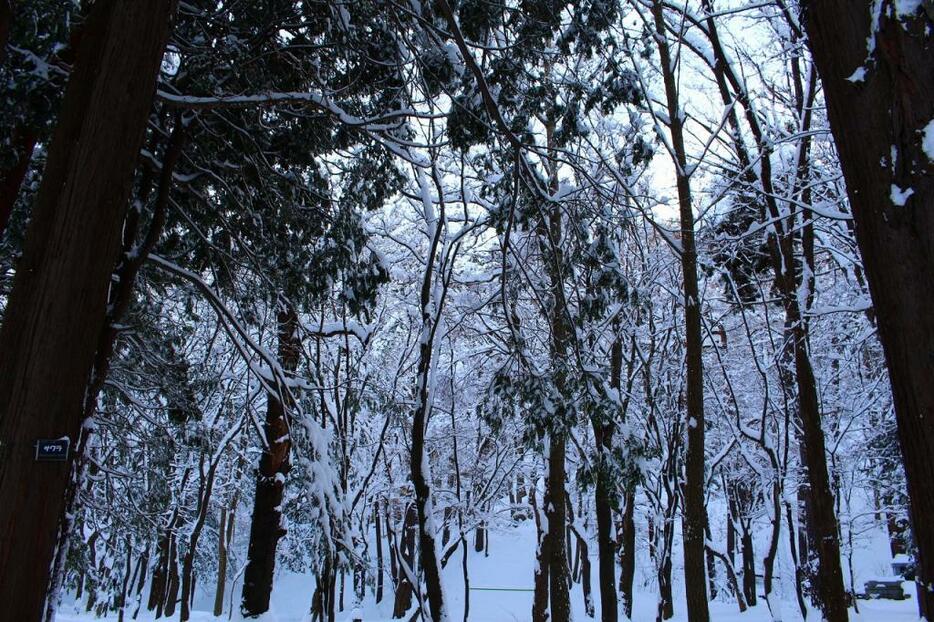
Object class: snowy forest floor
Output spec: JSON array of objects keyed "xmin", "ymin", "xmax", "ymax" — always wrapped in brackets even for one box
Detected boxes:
[{"xmin": 53, "ymin": 521, "xmax": 918, "ymax": 622}]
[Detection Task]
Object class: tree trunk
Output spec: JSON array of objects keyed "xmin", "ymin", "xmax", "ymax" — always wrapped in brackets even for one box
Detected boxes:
[
  {"xmin": 802, "ymin": 2, "xmax": 934, "ymax": 617},
  {"xmin": 392, "ymin": 501, "xmax": 417, "ymax": 618},
  {"xmin": 0, "ymin": 0, "xmax": 12, "ymax": 64},
  {"xmin": 542, "ymin": 434, "xmax": 572, "ymax": 622},
  {"xmin": 408, "ymin": 164, "xmax": 449, "ymax": 621},
  {"xmin": 618, "ymin": 493, "xmax": 636, "ymax": 619},
  {"xmin": 651, "ymin": 3, "xmax": 709, "ymax": 620},
  {"xmin": 164, "ymin": 534, "xmax": 180, "ymax": 618},
  {"xmin": 118, "ymin": 539, "xmax": 133, "ymax": 622},
  {"xmin": 740, "ymin": 529, "xmax": 756, "ymax": 607},
  {"xmin": 214, "ymin": 508, "xmax": 229, "ymax": 617},
  {"xmin": 0, "ymin": 2, "xmax": 176, "ymax": 619},
  {"xmin": 785, "ymin": 501, "xmax": 810, "ymax": 619},
  {"xmin": 0, "ymin": 127, "xmax": 37, "ymax": 238},
  {"xmin": 375, "ymin": 501, "xmax": 385, "ymax": 604},
  {"xmin": 704, "ymin": 521, "xmax": 717, "ymax": 601},
  {"xmin": 531, "ymin": 485, "xmax": 549, "ymax": 622},
  {"xmin": 594, "ymin": 338, "xmax": 620, "ymax": 622},
  {"xmin": 474, "ymin": 521, "xmax": 486, "ymax": 553},
  {"xmin": 761, "ymin": 481, "xmax": 782, "ymax": 607},
  {"xmin": 794, "ymin": 333, "xmax": 848, "ymax": 621},
  {"xmin": 241, "ymin": 305, "xmax": 301, "ymax": 617},
  {"xmin": 181, "ymin": 440, "xmax": 227, "ymax": 621},
  {"xmin": 658, "ymin": 551, "xmax": 674, "ymax": 621},
  {"xmin": 536, "ymin": 179, "xmax": 573, "ymax": 622}
]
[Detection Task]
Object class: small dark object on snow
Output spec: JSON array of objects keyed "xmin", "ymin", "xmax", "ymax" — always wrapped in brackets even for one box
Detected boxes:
[
  {"xmin": 892, "ymin": 554, "xmax": 916, "ymax": 580},
  {"xmin": 859, "ymin": 579, "xmax": 910, "ymax": 600}
]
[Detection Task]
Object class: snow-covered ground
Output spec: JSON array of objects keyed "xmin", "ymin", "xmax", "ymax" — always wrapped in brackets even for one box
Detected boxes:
[{"xmin": 53, "ymin": 519, "xmax": 918, "ymax": 622}]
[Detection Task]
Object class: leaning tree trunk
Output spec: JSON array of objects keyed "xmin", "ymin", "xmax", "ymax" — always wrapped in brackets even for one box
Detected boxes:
[
  {"xmin": 792, "ymin": 323, "xmax": 848, "ymax": 621},
  {"xmin": 0, "ymin": 2, "xmax": 176, "ymax": 620},
  {"xmin": 241, "ymin": 305, "xmax": 301, "ymax": 617},
  {"xmin": 802, "ymin": 2, "xmax": 934, "ymax": 617},
  {"xmin": 651, "ymin": 2, "xmax": 709, "ymax": 620}
]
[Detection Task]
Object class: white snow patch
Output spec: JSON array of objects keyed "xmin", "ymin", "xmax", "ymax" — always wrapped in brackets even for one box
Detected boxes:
[
  {"xmin": 922, "ymin": 119, "xmax": 934, "ymax": 161},
  {"xmin": 847, "ymin": 67, "xmax": 868, "ymax": 83},
  {"xmin": 895, "ymin": 0, "xmax": 923, "ymax": 16},
  {"xmin": 891, "ymin": 184, "xmax": 915, "ymax": 206}
]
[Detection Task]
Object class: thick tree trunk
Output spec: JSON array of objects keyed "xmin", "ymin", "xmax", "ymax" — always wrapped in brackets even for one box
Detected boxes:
[
  {"xmin": 241, "ymin": 305, "xmax": 301, "ymax": 617},
  {"xmin": 651, "ymin": 3, "xmax": 709, "ymax": 620},
  {"xmin": 802, "ymin": 3, "xmax": 934, "ymax": 617},
  {"xmin": 214, "ymin": 508, "xmax": 229, "ymax": 616},
  {"xmin": 410, "ymin": 229, "xmax": 447, "ymax": 621},
  {"xmin": 740, "ymin": 529, "xmax": 756, "ymax": 607},
  {"xmin": 164, "ymin": 535, "xmax": 180, "ymax": 618},
  {"xmin": 794, "ymin": 331, "xmax": 848, "ymax": 621},
  {"xmin": 658, "ymin": 549, "xmax": 674, "ymax": 621},
  {"xmin": 544, "ymin": 435, "xmax": 572, "ymax": 622},
  {"xmin": 531, "ymin": 485, "xmax": 549, "ymax": 622},
  {"xmin": 618, "ymin": 493, "xmax": 636, "ymax": 619},
  {"xmin": 407, "ymin": 162, "xmax": 450, "ymax": 621},
  {"xmin": 0, "ymin": 2, "xmax": 176, "ymax": 619},
  {"xmin": 536, "ymin": 180, "xmax": 573, "ymax": 622}
]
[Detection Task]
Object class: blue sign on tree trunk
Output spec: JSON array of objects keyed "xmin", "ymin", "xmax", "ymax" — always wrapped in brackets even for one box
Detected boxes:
[{"xmin": 35, "ymin": 438, "xmax": 70, "ymax": 462}]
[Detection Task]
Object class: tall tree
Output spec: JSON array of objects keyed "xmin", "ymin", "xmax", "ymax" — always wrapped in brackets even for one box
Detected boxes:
[
  {"xmin": 801, "ymin": 2, "xmax": 934, "ymax": 617},
  {"xmin": 0, "ymin": 1, "xmax": 177, "ymax": 620},
  {"xmin": 649, "ymin": 1, "xmax": 710, "ymax": 618},
  {"xmin": 241, "ymin": 305, "xmax": 302, "ymax": 617}
]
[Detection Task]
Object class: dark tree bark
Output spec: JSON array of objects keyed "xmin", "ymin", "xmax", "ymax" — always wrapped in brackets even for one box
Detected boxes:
[
  {"xmin": 474, "ymin": 522, "xmax": 486, "ymax": 553},
  {"xmin": 0, "ymin": 0, "xmax": 12, "ymax": 64},
  {"xmin": 793, "ymin": 336, "xmax": 847, "ymax": 621},
  {"xmin": 0, "ymin": 126, "xmax": 37, "ymax": 238},
  {"xmin": 618, "ymin": 493, "xmax": 636, "ymax": 619},
  {"xmin": 531, "ymin": 486, "xmax": 549, "ymax": 622},
  {"xmin": 163, "ymin": 534, "xmax": 181, "ymax": 618},
  {"xmin": 374, "ymin": 501, "xmax": 385, "ymax": 604},
  {"xmin": 0, "ymin": 2, "xmax": 176, "ymax": 620},
  {"xmin": 740, "ymin": 529, "xmax": 756, "ymax": 607},
  {"xmin": 213, "ymin": 508, "xmax": 230, "ymax": 616},
  {"xmin": 704, "ymin": 521, "xmax": 718, "ymax": 601},
  {"xmin": 593, "ymin": 337, "xmax": 620, "ymax": 622},
  {"xmin": 802, "ymin": 3, "xmax": 934, "ymax": 617},
  {"xmin": 537, "ymin": 177, "xmax": 572, "ymax": 622},
  {"xmin": 392, "ymin": 501, "xmax": 417, "ymax": 619},
  {"xmin": 658, "ymin": 547, "xmax": 674, "ymax": 622},
  {"xmin": 241, "ymin": 305, "xmax": 301, "ymax": 617},
  {"xmin": 118, "ymin": 538, "xmax": 132, "ymax": 622},
  {"xmin": 651, "ymin": 3, "xmax": 709, "ymax": 620},
  {"xmin": 409, "ymin": 165, "xmax": 449, "ymax": 622},
  {"xmin": 567, "ymin": 497, "xmax": 594, "ymax": 618}
]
